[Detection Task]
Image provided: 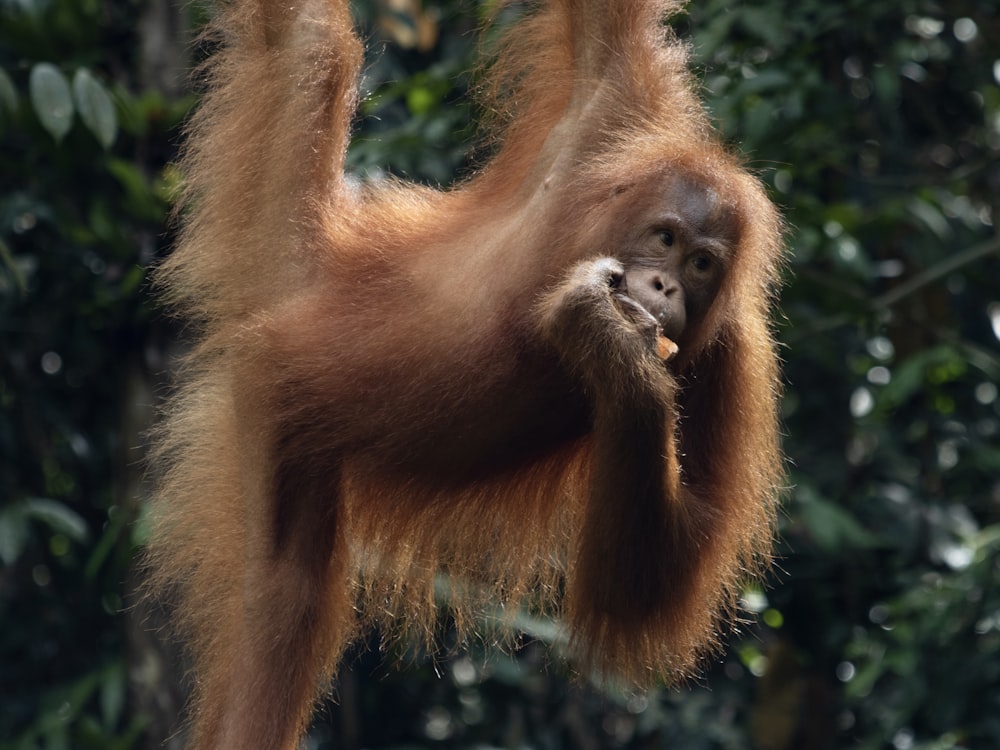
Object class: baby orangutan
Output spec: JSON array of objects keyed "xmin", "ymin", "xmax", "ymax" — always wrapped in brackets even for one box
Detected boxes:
[{"xmin": 146, "ymin": 1, "xmax": 786, "ymax": 748}]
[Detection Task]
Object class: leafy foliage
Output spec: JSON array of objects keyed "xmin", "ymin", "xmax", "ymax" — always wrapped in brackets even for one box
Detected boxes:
[
  {"xmin": 0, "ymin": 0, "xmax": 190, "ymax": 747},
  {"xmin": 1, "ymin": 0, "xmax": 998, "ymax": 748}
]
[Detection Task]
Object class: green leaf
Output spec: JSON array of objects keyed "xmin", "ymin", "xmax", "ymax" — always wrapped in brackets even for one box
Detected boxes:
[
  {"xmin": 796, "ymin": 487, "xmax": 881, "ymax": 552},
  {"xmin": 406, "ymin": 86, "xmax": 436, "ymax": 116},
  {"xmin": 0, "ymin": 236, "xmax": 27, "ymax": 295},
  {"xmin": 99, "ymin": 661, "xmax": 126, "ymax": 728},
  {"xmin": 29, "ymin": 62, "xmax": 74, "ymax": 142},
  {"xmin": 107, "ymin": 157, "xmax": 164, "ymax": 221},
  {"xmin": 0, "ymin": 505, "xmax": 30, "ymax": 566},
  {"xmin": 73, "ymin": 68, "xmax": 118, "ymax": 148},
  {"xmin": 0, "ymin": 67, "xmax": 18, "ymax": 116},
  {"xmin": 738, "ymin": 7, "xmax": 789, "ymax": 49},
  {"xmin": 907, "ymin": 196, "xmax": 951, "ymax": 242},
  {"xmin": 24, "ymin": 498, "xmax": 89, "ymax": 542},
  {"xmin": 881, "ymin": 346, "xmax": 963, "ymax": 408},
  {"xmin": 0, "ymin": 499, "xmax": 86, "ymax": 565}
]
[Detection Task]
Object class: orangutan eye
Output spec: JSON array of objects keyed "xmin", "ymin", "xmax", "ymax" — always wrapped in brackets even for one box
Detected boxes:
[
  {"xmin": 691, "ymin": 254, "xmax": 712, "ymax": 272},
  {"xmin": 659, "ymin": 230, "xmax": 675, "ymax": 247}
]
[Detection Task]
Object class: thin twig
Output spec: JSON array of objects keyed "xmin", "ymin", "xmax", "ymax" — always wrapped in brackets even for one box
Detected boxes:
[{"xmin": 872, "ymin": 235, "xmax": 1000, "ymax": 311}]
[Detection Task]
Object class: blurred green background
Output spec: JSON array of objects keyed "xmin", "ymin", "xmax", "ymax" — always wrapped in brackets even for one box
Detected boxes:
[{"xmin": 2, "ymin": 0, "xmax": 999, "ymax": 748}]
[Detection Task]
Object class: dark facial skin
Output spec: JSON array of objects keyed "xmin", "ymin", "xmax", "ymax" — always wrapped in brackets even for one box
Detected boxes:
[{"xmin": 613, "ymin": 178, "xmax": 736, "ymax": 343}]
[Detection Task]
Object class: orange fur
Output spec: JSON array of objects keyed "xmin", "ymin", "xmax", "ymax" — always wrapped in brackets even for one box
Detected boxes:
[{"xmin": 145, "ymin": 1, "xmax": 785, "ymax": 748}]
